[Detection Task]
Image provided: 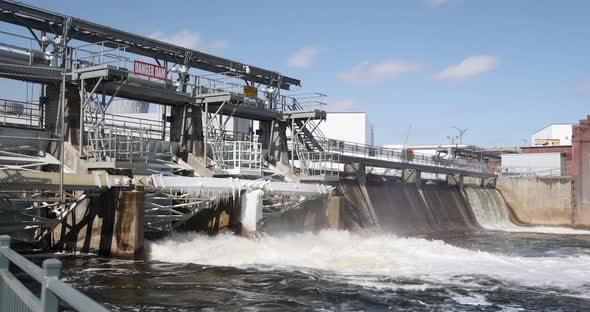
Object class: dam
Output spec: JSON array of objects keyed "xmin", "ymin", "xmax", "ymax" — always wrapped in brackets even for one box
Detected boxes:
[{"xmin": 0, "ymin": 1, "xmax": 589, "ymax": 311}]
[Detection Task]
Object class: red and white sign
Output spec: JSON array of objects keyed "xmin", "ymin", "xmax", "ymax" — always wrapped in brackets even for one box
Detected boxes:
[{"xmin": 133, "ymin": 60, "xmax": 167, "ymax": 80}]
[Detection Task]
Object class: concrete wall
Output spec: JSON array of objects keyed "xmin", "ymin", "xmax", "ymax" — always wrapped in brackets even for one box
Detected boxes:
[
  {"xmin": 496, "ymin": 177, "xmax": 574, "ymax": 226},
  {"xmin": 261, "ymin": 196, "xmax": 342, "ymax": 234}
]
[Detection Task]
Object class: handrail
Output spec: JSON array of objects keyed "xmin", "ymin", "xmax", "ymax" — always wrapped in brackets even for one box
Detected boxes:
[
  {"xmin": 0, "ymin": 235, "xmax": 109, "ymax": 312},
  {"xmin": 499, "ymin": 167, "xmax": 562, "ymax": 177},
  {"xmin": 310, "ymin": 137, "xmax": 493, "ymax": 174},
  {"xmin": 0, "ymin": 98, "xmax": 43, "ymax": 129}
]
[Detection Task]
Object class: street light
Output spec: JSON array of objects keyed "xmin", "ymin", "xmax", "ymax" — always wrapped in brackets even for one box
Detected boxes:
[
  {"xmin": 451, "ymin": 126, "xmax": 470, "ymax": 145},
  {"xmin": 446, "ymin": 135, "xmax": 458, "ymax": 145}
]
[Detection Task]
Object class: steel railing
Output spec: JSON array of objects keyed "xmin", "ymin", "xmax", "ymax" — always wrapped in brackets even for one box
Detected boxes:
[
  {"xmin": 210, "ymin": 140, "xmax": 262, "ymax": 175},
  {"xmin": 309, "ymin": 138, "xmax": 494, "ymax": 174},
  {"xmin": 499, "ymin": 167, "xmax": 563, "ymax": 177},
  {"xmin": 71, "ymin": 41, "xmax": 130, "ymax": 70},
  {"xmin": 100, "ymin": 112, "xmax": 169, "ymax": 140},
  {"xmin": 0, "ymin": 99, "xmax": 43, "ymax": 129},
  {"xmin": 281, "ymin": 93, "xmax": 327, "ymax": 113},
  {"xmin": 299, "ymin": 151, "xmax": 340, "ymax": 177},
  {"xmin": 0, "ymin": 235, "xmax": 108, "ymax": 312},
  {"xmin": 87, "ymin": 126, "xmax": 177, "ymax": 163}
]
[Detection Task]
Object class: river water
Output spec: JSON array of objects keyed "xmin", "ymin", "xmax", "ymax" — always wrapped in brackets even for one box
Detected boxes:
[{"xmin": 30, "ymin": 229, "xmax": 590, "ymax": 312}]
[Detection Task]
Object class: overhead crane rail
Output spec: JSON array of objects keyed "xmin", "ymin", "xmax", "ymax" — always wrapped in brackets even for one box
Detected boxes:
[{"xmin": 0, "ymin": 0, "xmax": 300, "ymax": 90}]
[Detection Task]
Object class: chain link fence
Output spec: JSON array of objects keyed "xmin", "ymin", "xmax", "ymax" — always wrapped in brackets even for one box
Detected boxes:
[{"xmin": 0, "ymin": 62, "xmax": 66, "ymax": 240}]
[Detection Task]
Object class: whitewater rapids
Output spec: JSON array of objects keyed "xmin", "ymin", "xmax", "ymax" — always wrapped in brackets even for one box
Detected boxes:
[{"xmin": 149, "ymin": 230, "xmax": 590, "ymax": 297}]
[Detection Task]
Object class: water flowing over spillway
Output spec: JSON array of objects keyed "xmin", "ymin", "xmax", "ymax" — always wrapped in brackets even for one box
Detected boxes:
[
  {"xmin": 465, "ymin": 187, "xmax": 590, "ymax": 234},
  {"xmin": 338, "ymin": 182, "xmax": 481, "ymax": 235}
]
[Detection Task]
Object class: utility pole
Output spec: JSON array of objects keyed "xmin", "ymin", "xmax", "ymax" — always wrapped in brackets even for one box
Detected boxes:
[{"xmin": 451, "ymin": 126, "xmax": 470, "ymax": 145}]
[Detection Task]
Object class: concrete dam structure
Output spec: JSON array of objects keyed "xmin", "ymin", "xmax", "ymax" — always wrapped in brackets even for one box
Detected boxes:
[
  {"xmin": 264, "ymin": 179, "xmax": 589, "ymax": 236},
  {"xmin": 0, "ymin": 0, "xmax": 498, "ymax": 259}
]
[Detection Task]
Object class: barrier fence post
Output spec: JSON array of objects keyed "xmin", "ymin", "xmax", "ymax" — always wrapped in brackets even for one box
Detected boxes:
[
  {"xmin": 41, "ymin": 259, "xmax": 62, "ymax": 312},
  {"xmin": 0, "ymin": 235, "xmax": 9, "ymax": 301}
]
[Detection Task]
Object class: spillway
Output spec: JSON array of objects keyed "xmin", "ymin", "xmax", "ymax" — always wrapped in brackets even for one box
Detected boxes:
[
  {"xmin": 464, "ymin": 186, "xmax": 590, "ymax": 234},
  {"xmin": 311, "ymin": 181, "xmax": 482, "ymax": 235}
]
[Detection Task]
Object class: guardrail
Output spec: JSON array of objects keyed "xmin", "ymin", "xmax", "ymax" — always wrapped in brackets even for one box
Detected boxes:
[
  {"xmin": 87, "ymin": 126, "xmax": 177, "ymax": 163},
  {"xmin": 71, "ymin": 40, "xmax": 130, "ymax": 70},
  {"xmin": 210, "ymin": 140, "xmax": 263, "ymax": 175},
  {"xmin": 299, "ymin": 151, "xmax": 340, "ymax": 177},
  {"xmin": 499, "ymin": 167, "xmax": 563, "ymax": 177},
  {"xmin": 100, "ymin": 112, "xmax": 168, "ymax": 140},
  {"xmin": 0, "ymin": 99, "xmax": 43, "ymax": 129},
  {"xmin": 281, "ymin": 93, "xmax": 327, "ymax": 113},
  {"xmin": 0, "ymin": 235, "xmax": 109, "ymax": 312},
  {"xmin": 317, "ymin": 138, "xmax": 493, "ymax": 174}
]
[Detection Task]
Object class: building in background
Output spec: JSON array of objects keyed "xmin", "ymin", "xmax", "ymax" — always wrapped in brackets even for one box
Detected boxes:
[
  {"xmin": 511, "ymin": 123, "xmax": 575, "ymax": 175},
  {"xmin": 519, "ymin": 145, "xmax": 573, "ymax": 175},
  {"xmin": 531, "ymin": 124, "xmax": 573, "ymax": 146},
  {"xmin": 500, "ymin": 152, "xmax": 567, "ymax": 176},
  {"xmin": 317, "ymin": 112, "xmax": 373, "ymax": 145}
]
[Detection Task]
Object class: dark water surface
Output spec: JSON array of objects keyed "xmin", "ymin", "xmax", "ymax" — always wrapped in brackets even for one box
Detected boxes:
[{"xmin": 26, "ymin": 230, "xmax": 590, "ymax": 312}]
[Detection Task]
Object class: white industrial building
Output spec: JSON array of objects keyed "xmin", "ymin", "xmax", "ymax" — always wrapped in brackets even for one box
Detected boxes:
[
  {"xmin": 500, "ymin": 152, "xmax": 566, "ymax": 176},
  {"xmin": 317, "ymin": 112, "xmax": 374, "ymax": 145},
  {"xmin": 531, "ymin": 124, "xmax": 573, "ymax": 146}
]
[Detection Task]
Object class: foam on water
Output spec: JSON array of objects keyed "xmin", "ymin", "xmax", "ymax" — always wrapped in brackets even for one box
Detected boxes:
[
  {"xmin": 149, "ymin": 230, "xmax": 590, "ymax": 296},
  {"xmin": 465, "ymin": 187, "xmax": 590, "ymax": 234}
]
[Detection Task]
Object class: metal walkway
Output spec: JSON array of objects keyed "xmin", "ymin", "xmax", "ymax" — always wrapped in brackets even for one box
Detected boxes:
[{"xmin": 295, "ymin": 138, "xmax": 498, "ymax": 180}]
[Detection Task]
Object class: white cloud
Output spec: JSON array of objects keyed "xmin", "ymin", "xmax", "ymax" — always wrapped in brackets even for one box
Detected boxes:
[
  {"xmin": 576, "ymin": 81, "xmax": 590, "ymax": 94},
  {"xmin": 149, "ymin": 30, "xmax": 229, "ymax": 53},
  {"xmin": 426, "ymin": 0, "xmax": 449, "ymax": 8},
  {"xmin": 288, "ymin": 47, "xmax": 321, "ymax": 68},
  {"xmin": 329, "ymin": 99, "xmax": 358, "ymax": 112},
  {"xmin": 338, "ymin": 60, "xmax": 421, "ymax": 84},
  {"xmin": 433, "ymin": 55, "xmax": 499, "ymax": 80}
]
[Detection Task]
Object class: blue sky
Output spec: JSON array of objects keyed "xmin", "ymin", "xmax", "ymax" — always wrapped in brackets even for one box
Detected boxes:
[{"xmin": 21, "ymin": 0, "xmax": 590, "ymax": 147}]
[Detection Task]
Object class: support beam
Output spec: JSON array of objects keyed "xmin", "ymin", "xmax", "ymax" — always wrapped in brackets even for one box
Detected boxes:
[
  {"xmin": 186, "ymin": 105, "xmax": 204, "ymax": 158},
  {"xmin": 415, "ymin": 170, "xmax": 422, "ymax": 188},
  {"xmin": 0, "ymin": 0, "xmax": 300, "ymax": 89},
  {"xmin": 344, "ymin": 163, "xmax": 366, "ymax": 185},
  {"xmin": 326, "ymin": 196, "xmax": 342, "ymax": 230},
  {"xmin": 268, "ymin": 121, "xmax": 290, "ymax": 165},
  {"xmin": 169, "ymin": 104, "xmax": 185, "ymax": 144},
  {"xmin": 258, "ymin": 120, "xmax": 272, "ymax": 160}
]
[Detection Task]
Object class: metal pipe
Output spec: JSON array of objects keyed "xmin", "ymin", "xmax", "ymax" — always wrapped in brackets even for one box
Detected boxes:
[{"xmin": 0, "ymin": 43, "xmax": 51, "ymax": 66}]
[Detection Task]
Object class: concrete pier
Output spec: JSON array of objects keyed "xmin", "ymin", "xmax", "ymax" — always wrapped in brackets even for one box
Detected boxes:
[
  {"xmin": 51, "ymin": 187, "xmax": 145, "ymax": 259},
  {"xmin": 240, "ymin": 190, "xmax": 263, "ymax": 237}
]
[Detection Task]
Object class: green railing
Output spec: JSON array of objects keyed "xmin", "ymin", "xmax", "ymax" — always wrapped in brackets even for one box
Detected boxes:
[{"xmin": 0, "ymin": 235, "xmax": 109, "ymax": 312}]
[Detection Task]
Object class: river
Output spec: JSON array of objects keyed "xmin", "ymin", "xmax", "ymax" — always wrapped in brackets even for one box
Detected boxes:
[{"xmin": 26, "ymin": 229, "xmax": 590, "ymax": 312}]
